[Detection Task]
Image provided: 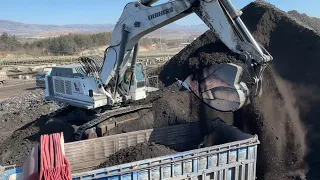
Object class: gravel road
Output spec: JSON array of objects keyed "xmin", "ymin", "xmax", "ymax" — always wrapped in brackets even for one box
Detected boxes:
[{"xmin": 0, "ymin": 82, "xmax": 37, "ymax": 101}]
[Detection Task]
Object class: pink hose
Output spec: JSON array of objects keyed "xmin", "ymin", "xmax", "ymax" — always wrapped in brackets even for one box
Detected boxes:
[{"xmin": 39, "ymin": 133, "xmax": 72, "ymax": 180}]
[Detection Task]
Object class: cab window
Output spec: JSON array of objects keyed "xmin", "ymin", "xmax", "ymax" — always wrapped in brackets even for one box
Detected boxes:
[{"xmin": 135, "ymin": 64, "xmax": 145, "ymax": 88}]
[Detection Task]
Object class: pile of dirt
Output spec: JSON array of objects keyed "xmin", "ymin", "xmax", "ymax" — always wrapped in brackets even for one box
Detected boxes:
[
  {"xmin": 240, "ymin": 1, "xmax": 320, "ymax": 179},
  {"xmin": 106, "ymin": 82, "xmax": 202, "ymax": 136},
  {"xmin": 288, "ymin": 10, "xmax": 320, "ymax": 33},
  {"xmin": 0, "ymin": 89, "xmax": 60, "ymax": 141},
  {"xmin": 159, "ymin": 31, "xmax": 242, "ymax": 86},
  {"xmin": 0, "ymin": 89, "xmax": 65, "ymax": 165},
  {"xmin": 0, "ymin": 89, "xmax": 59, "ymax": 130},
  {"xmin": 97, "ymin": 142, "xmax": 177, "ymax": 168},
  {"xmin": 0, "ymin": 117, "xmax": 73, "ymax": 166},
  {"xmin": 143, "ymin": 83, "xmax": 201, "ymax": 127},
  {"xmin": 158, "ymin": 1, "xmax": 320, "ymax": 179},
  {"xmin": 158, "ymin": 31, "xmax": 240, "ymax": 126}
]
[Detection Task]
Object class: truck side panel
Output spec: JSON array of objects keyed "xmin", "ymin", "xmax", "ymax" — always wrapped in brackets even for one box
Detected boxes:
[
  {"xmin": 72, "ymin": 136, "xmax": 259, "ymax": 180},
  {"xmin": 65, "ymin": 123, "xmax": 202, "ymax": 172}
]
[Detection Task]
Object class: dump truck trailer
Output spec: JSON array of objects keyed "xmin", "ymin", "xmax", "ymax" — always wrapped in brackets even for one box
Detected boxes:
[{"xmin": 1, "ymin": 120, "xmax": 259, "ymax": 180}]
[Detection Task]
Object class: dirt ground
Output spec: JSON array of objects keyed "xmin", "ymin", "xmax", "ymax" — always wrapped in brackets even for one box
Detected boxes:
[
  {"xmin": 0, "ymin": 90, "xmax": 61, "ymax": 165},
  {"xmin": 0, "ymin": 79, "xmax": 34, "ymax": 86}
]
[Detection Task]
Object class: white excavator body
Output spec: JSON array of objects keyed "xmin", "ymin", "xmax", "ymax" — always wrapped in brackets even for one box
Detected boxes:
[{"xmin": 45, "ymin": 61, "xmax": 149, "ymax": 109}]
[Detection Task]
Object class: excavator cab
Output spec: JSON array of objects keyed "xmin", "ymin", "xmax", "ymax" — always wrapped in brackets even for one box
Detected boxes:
[
  {"xmin": 122, "ymin": 63, "xmax": 146, "ymax": 88},
  {"xmin": 120, "ymin": 63, "xmax": 148, "ymax": 101}
]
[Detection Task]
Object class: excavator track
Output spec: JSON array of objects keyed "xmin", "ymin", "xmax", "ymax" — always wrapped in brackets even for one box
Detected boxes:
[
  {"xmin": 74, "ymin": 104, "xmax": 152, "ymax": 141},
  {"xmin": 47, "ymin": 104, "xmax": 71, "ymax": 118}
]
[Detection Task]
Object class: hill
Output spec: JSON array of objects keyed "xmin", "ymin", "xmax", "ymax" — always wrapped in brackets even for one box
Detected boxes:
[{"xmin": 0, "ymin": 20, "xmax": 208, "ymax": 39}]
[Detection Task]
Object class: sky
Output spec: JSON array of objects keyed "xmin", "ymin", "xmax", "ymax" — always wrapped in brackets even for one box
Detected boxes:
[{"xmin": 0, "ymin": 0, "xmax": 318, "ymax": 25}]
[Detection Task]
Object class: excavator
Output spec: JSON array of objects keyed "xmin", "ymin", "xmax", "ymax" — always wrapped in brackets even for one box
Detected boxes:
[{"xmin": 44, "ymin": 0, "xmax": 273, "ymax": 140}]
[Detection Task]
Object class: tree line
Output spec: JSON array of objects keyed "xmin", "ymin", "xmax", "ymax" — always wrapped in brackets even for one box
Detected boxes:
[
  {"xmin": 0, "ymin": 32, "xmax": 162, "ymax": 56},
  {"xmin": 0, "ymin": 32, "xmax": 22, "ymax": 52}
]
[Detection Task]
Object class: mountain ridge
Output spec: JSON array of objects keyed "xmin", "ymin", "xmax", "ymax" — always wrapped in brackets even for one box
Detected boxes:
[{"xmin": 0, "ymin": 19, "xmax": 208, "ymax": 38}]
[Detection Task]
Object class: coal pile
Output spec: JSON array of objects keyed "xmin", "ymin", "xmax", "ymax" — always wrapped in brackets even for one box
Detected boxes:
[
  {"xmin": 97, "ymin": 142, "xmax": 177, "ymax": 168},
  {"xmin": 0, "ymin": 89, "xmax": 60, "ymax": 137},
  {"xmin": 159, "ymin": 1, "xmax": 320, "ymax": 179},
  {"xmin": 241, "ymin": 2, "xmax": 320, "ymax": 179},
  {"xmin": 0, "ymin": 89, "xmax": 59, "ymax": 131},
  {"xmin": 159, "ymin": 31, "xmax": 241, "ymax": 86},
  {"xmin": 288, "ymin": 10, "xmax": 320, "ymax": 33},
  {"xmin": 0, "ymin": 89, "xmax": 62, "ymax": 165}
]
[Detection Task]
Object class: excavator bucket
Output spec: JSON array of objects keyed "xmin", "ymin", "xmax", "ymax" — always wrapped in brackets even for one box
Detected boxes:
[{"xmin": 177, "ymin": 63, "xmax": 249, "ymax": 112}]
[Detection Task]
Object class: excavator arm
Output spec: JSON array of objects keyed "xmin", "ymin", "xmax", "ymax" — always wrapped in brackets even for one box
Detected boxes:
[{"xmin": 100, "ymin": 0, "xmax": 273, "ymax": 111}]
